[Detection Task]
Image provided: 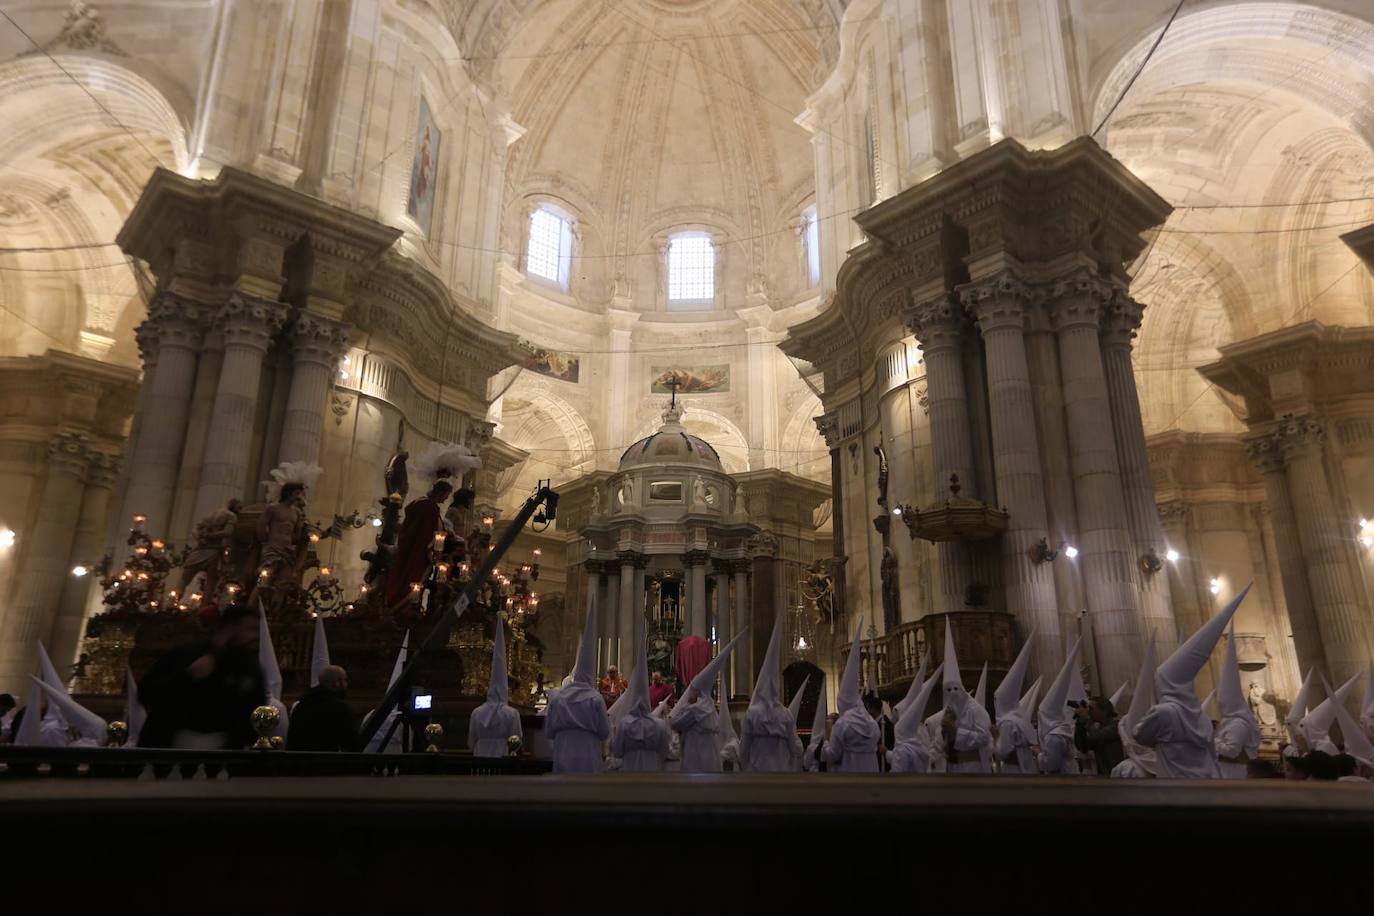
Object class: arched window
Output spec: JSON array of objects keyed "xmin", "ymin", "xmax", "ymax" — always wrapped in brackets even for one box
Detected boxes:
[
  {"xmin": 526, "ymin": 206, "xmax": 573, "ymax": 290},
  {"xmin": 802, "ymin": 205, "xmax": 820, "ymax": 288},
  {"xmin": 667, "ymin": 232, "xmax": 714, "ymax": 309}
]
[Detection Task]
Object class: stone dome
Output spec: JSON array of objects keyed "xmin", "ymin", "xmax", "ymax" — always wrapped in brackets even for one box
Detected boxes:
[{"xmin": 618, "ymin": 402, "xmax": 723, "ymax": 471}]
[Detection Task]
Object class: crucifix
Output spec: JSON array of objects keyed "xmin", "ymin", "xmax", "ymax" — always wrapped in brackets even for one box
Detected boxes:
[{"xmin": 666, "ymin": 373, "xmax": 681, "ymax": 407}]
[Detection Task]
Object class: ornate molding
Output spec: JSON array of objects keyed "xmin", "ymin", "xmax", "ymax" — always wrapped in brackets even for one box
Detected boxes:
[
  {"xmin": 1274, "ymin": 413, "xmax": 1325, "ymax": 460},
  {"xmin": 289, "ymin": 314, "xmax": 350, "ymax": 367},
  {"xmin": 47, "ymin": 430, "xmax": 92, "ymax": 480},
  {"xmin": 962, "ymin": 273, "xmax": 1033, "ymax": 333},
  {"xmin": 218, "ymin": 292, "xmax": 289, "ymax": 353},
  {"xmin": 22, "ymin": 2, "xmax": 127, "ymax": 57}
]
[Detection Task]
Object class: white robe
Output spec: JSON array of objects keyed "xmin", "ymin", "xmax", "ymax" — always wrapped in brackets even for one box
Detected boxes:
[
  {"xmin": 668, "ymin": 695, "xmax": 722, "ymax": 773},
  {"xmin": 468, "ymin": 701, "xmax": 522, "ymax": 758},
  {"xmin": 545, "ymin": 682, "xmax": 610, "ymax": 774},
  {"xmin": 802, "ymin": 737, "xmax": 824, "ymax": 772},
  {"xmin": 887, "ymin": 737, "xmax": 932, "ymax": 774},
  {"xmin": 995, "ymin": 713, "xmax": 1038, "ymax": 774},
  {"xmin": 1133, "ymin": 702, "xmax": 1220, "ymax": 778},
  {"xmin": 1213, "ymin": 715, "xmax": 1257, "ymax": 779},
  {"xmin": 821, "ymin": 708, "xmax": 880, "ymax": 773},
  {"xmin": 943, "ymin": 702, "xmax": 992, "ymax": 774},
  {"xmin": 1111, "ymin": 757, "xmax": 1151, "ymax": 778},
  {"xmin": 611, "ymin": 713, "xmax": 670, "ymax": 773},
  {"xmin": 739, "ymin": 701, "xmax": 802, "ymax": 773},
  {"xmin": 1036, "ymin": 726, "xmax": 1077, "ymax": 775}
]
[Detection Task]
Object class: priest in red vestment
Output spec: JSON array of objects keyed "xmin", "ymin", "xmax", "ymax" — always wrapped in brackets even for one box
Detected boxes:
[{"xmin": 386, "ymin": 480, "xmax": 454, "ymax": 606}]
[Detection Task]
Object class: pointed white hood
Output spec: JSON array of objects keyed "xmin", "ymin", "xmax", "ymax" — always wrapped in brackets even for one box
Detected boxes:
[
  {"xmin": 1331, "ymin": 690, "xmax": 1374, "ymax": 769},
  {"xmin": 994, "ymin": 628, "xmax": 1036, "ymax": 721},
  {"xmin": 624, "ymin": 630, "xmax": 651, "ymax": 717},
  {"xmin": 571, "ymin": 592, "xmax": 599, "ymax": 686},
  {"xmin": 751, "ymin": 613, "xmax": 788, "ymax": 710},
  {"xmin": 972, "ymin": 662, "xmax": 988, "ymax": 709},
  {"xmin": 1156, "ymin": 584, "xmax": 1251, "ymax": 708},
  {"xmin": 689, "ymin": 627, "xmax": 748, "ymax": 696},
  {"xmin": 487, "ymin": 613, "xmax": 510, "ymax": 706},
  {"xmin": 1286, "ymin": 668, "xmax": 1315, "ymax": 744},
  {"xmin": 1300, "ymin": 672, "xmax": 1361, "ymax": 748},
  {"xmin": 32, "ymin": 677, "xmax": 106, "ymax": 743},
  {"xmin": 1122, "ymin": 636, "xmax": 1157, "ymax": 737},
  {"xmin": 36, "ymin": 641, "xmax": 69, "ymax": 698},
  {"xmin": 13, "ymin": 678, "xmax": 44, "ymax": 746},
  {"xmin": 808, "ymin": 674, "xmax": 829, "ymax": 750},
  {"xmin": 1200, "ymin": 690, "xmax": 1216, "ymax": 718},
  {"xmin": 1108, "ymin": 681, "xmax": 1129, "ymax": 712},
  {"xmin": 126, "ymin": 667, "xmax": 146, "ymax": 745},
  {"xmin": 718, "ymin": 691, "xmax": 738, "ymax": 748},
  {"xmin": 258, "ymin": 602, "xmax": 283, "ymax": 701},
  {"xmin": 1017, "ymin": 676, "xmax": 1043, "ymax": 727},
  {"xmin": 894, "ymin": 651, "xmax": 930, "ymax": 722},
  {"xmin": 835, "ymin": 618, "xmax": 865, "ymax": 713},
  {"xmin": 1038, "ymin": 636, "xmax": 1083, "ymax": 739},
  {"xmin": 309, "ymin": 613, "xmax": 331, "ymax": 688},
  {"xmin": 787, "ymin": 675, "xmax": 812, "ymax": 724},
  {"xmin": 941, "ymin": 623, "xmax": 968, "ymax": 715},
  {"xmin": 1360, "ymin": 663, "xmax": 1374, "ymax": 731},
  {"xmin": 894, "ymin": 663, "xmax": 943, "ymax": 743},
  {"xmin": 386, "ymin": 632, "xmax": 410, "ymax": 693}
]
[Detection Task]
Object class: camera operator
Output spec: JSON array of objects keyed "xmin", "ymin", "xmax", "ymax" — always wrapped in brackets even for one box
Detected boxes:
[{"xmin": 1073, "ymin": 696, "xmax": 1125, "ymax": 775}]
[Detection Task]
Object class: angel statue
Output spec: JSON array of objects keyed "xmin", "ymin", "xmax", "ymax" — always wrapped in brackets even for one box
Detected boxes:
[{"xmin": 801, "ymin": 559, "xmax": 835, "ymax": 626}]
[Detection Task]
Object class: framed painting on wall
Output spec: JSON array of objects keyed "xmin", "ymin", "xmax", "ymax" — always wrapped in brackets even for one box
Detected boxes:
[{"xmin": 407, "ymin": 96, "xmax": 441, "ymax": 234}]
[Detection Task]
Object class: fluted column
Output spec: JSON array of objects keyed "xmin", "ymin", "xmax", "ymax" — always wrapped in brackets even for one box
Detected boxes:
[
  {"xmin": 121, "ymin": 295, "xmax": 207, "ymax": 540},
  {"xmin": 730, "ymin": 559, "xmax": 751, "ymax": 696},
  {"xmin": 1275, "ymin": 416, "xmax": 1369, "ymax": 686},
  {"xmin": 48, "ymin": 452, "xmax": 120, "ymax": 668},
  {"xmin": 168, "ymin": 329, "xmax": 224, "ymax": 545},
  {"xmin": 1049, "ymin": 274, "xmax": 1141, "ymax": 689},
  {"xmin": 964, "ymin": 275, "xmax": 1061, "ymax": 678},
  {"xmin": 278, "ymin": 314, "xmax": 349, "ymax": 465},
  {"xmin": 685, "ymin": 549, "xmax": 710, "ymax": 639},
  {"xmin": 907, "ymin": 294, "xmax": 978, "ymax": 614},
  {"xmin": 107, "ymin": 323, "xmax": 159, "ymax": 559},
  {"xmin": 1243, "ymin": 437, "xmax": 1324, "ymax": 679},
  {"xmin": 192, "ymin": 294, "xmax": 289, "ymax": 522},
  {"xmin": 0, "ymin": 433, "xmax": 91, "ymax": 690},
  {"xmin": 583, "ymin": 559, "xmax": 602, "ymax": 674},
  {"xmin": 1102, "ymin": 292, "xmax": 1179, "ymax": 656},
  {"xmin": 616, "ymin": 551, "xmax": 642, "ymax": 669}
]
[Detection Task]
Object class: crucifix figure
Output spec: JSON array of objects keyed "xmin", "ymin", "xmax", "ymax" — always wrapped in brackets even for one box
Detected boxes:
[{"xmin": 666, "ymin": 373, "xmax": 681, "ymax": 407}]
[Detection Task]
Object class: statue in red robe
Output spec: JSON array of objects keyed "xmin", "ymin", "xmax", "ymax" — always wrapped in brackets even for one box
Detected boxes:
[{"xmin": 385, "ymin": 480, "xmax": 454, "ymax": 607}]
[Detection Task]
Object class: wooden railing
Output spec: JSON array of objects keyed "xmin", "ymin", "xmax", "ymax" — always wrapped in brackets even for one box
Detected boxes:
[{"xmin": 842, "ymin": 611, "xmax": 1019, "ymax": 699}]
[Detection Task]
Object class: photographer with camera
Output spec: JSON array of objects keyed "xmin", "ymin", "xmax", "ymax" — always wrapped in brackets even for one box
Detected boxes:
[{"xmin": 1073, "ymin": 697, "xmax": 1125, "ymax": 775}]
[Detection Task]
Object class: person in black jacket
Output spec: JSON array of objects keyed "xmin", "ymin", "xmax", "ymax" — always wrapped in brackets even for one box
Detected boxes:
[
  {"xmin": 137, "ymin": 603, "xmax": 266, "ymax": 749},
  {"xmin": 287, "ymin": 665, "xmax": 362, "ymax": 752},
  {"xmin": 1073, "ymin": 696, "xmax": 1125, "ymax": 776}
]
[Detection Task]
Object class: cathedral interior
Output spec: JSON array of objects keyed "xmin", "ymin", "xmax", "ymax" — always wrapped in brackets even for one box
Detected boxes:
[{"xmin": 1, "ymin": 0, "xmax": 1374, "ymax": 898}]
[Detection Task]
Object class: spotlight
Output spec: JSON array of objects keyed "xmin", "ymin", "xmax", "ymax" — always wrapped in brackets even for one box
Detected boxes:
[
  {"xmin": 371, "ymin": 517, "xmax": 382, "ymax": 528},
  {"xmin": 0, "ymin": 529, "xmax": 13, "ymax": 548},
  {"xmin": 892, "ymin": 507, "xmax": 902, "ymax": 517},
  {"xmin": 1362, "ymin": 536, "xmax": 1373, "ymax": 549},
  {"xmin": 1064, "ymin": 545, "xmax": 1079, "ymax": 559},
  {"xmin": 1209, "ymin": 577, "xmax": 1221, "ymax": 595},
  {"xmin": 1165, "ymin": 549, "xmax": 1180, "ymax": 562},
  {"xmin": 71, "ymin": 565, "xmax": 88, "ymax": 577}
]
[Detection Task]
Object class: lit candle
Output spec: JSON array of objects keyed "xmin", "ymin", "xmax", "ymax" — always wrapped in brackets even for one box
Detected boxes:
[
  {"xmin": 319, "ymin": 567, "xmax": 332, "ymax": 576},
  {"xmin": 151, "ymin": 539, "xmax": 165, "ymax": 550},
  {"xmin": 410, "ymin": 582, "xmax": 421, "ymax": 593},
  {"xmin": 308, "ymin": 532, "xmax": 320, "ymax": 543}
]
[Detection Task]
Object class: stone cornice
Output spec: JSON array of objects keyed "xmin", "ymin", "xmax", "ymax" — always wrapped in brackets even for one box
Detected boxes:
[
  {"xmin": 1146, "ymin": 430, "xmax": 1263, "ymax": 504},
  {"xmin": 1340, "ymin": 222, "xmax": 1374, "ymax": 269}
]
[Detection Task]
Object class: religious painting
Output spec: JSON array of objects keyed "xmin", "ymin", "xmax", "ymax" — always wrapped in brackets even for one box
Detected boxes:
[
  {"xmin": 406, "ymin": 96, "xmax": 441, "ymax": 234},
  {"xmin": 519, "ymin": 340, "xmax": 580, "ymax": 383},
  {"xmin": 650, "ymin": 365, "xmax": 730, "ymax": 394}
]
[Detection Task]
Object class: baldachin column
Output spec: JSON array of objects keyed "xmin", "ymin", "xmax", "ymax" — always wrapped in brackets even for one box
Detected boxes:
[
  {"xmin": 685, "ymin": 549, "xmax": 710, "ymax": 639},
  {"xmin": 730, "ymin": 559, "xmax": 751, "ymax": 696}
]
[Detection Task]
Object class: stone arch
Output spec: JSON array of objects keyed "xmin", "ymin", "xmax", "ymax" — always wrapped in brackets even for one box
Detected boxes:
[
  {"xmin": 0, "ymin": 54, "xmax": 188, "ymax": 365},
  {"xmin": 492, "ymin": 382, "xmax": 598, "ymax": 508}
]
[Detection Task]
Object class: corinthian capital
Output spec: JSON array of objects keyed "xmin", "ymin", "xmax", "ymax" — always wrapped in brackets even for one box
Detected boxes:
[
  {"xmin": 218, "ymin": 292, "xmax": 289, "ymax": 352},
  {"xmin": 144, "ymin": 292, "xmax": 211, "ymax": 351},
  {"xmin": 814, "ymin": 412, "xmax": 841, "ymax": 449},
  {"xmin": 1243, "ymin": 432, "xmax": 1286, "ymax": 475},
  {"xmin": 85, "ymin": 451, "xmax": 122, "ymax": 490},
  {"xmin": 961, "ymin": 273, "xmax": 1033, "ymax": 333},
  {"xmin": 1047, "ymin": 270, "xmax": 1114, "ymax": 333},
  {"xmin": 1275, "ymin": 413, "xmax": 1325, "ymax": 459},
  {"xmin": 906, "ymin": 293, "xmax": 966, "ymax": 351},
  {"xmin": 289, "ymin": 314, "xmax": 350, "ymax": 367},
  {"xmin": 47, "ymin": 430, "xmax": 92, "ymax": 480},
  {"xmin": 1100, "ymin": 291, "xmax": 1145, "ymax": 352}
]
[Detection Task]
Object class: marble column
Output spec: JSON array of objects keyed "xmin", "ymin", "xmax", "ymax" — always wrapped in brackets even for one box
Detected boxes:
[
  {"xmin": 168, "ymin": 329, "xmax": 224, "ymax": 546},
  {"xmin": 107, "ymin": 323, "xmax": 159, "ymax": 559},
  {"xmin": 907, "ymin": 294, "xmax": 978, "ymax": 615},
  {"xmin": 192, "ymin": 294, "xmax": 289, "ymax": 523},
  {"xmin": 278, "ymin": 314, "xmax": 349, "ymax": 466},
  {"xmin": 0, "ymin": 433, "xmax": 90, "ymax": 690},
  {"xmin": 601, "ymin": 567, "xmax": 620, "ymax": 676},
  {"xmin": 713, "ymin": 559, "xmax": 732, "ymax": 693},
  {"xmin": 731, "ymin": 559, "xmax": 751, "ymax": 697},
  {"xmin": 1102, "ymin": 292, "xmax": 1179, "ymax": 656},
  {"xmin": 1049, "ymin": 275, "xmax": 1141, "ymax": 690},
  {"xmin": 621, "ymin": 554, "xmax": 645, "ymax": 670},
  {"xmin": 1275, "ymin": 416, "xmax": 1369, "ymax": 687},
  {"xmin": 1158, "ymin": 504, "xmax": 1207, "ymax": 655},
  {"xmin": 121, "ymin": 296, "xmax": 207, "ymax": 540},
  {"xmin": 616, "ymin": 551, "xmax": 640, "ymax": 669},
  {"xmin": 1244, "ymin": 437, "xmax": 1325, "ymax": 680},
  {"xmin": 49, "ymin": 453, "xmax": 121, "ymax": 669},
  {"xmin": 685, "ymin": 549, "xmax": 710, "ymax": 639},
  {"xmin": 964, "ymin": 275, "xmax": 1061, "ymax": 679},
  {"xmin": 583, "ymin": 559, "xmax": 602, "ymax": 674}
]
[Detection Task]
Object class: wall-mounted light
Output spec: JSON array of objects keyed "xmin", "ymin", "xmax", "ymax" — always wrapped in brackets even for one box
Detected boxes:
[
  {"xmin": 1031, "ymin": 538, "xmax": 1058, "ymax": 563},
  {"xmin": 1063, "ymin": 544, "xmax": 1079, "ymax": 559},
  {"xmin": 71, "ymin": 565, "xmax": 88, "ymax": 577},
  {"xmin": 371, "ymin": 517, "xmax": 382, "ymax": 528},
  {"xmin": 1209, "ymin": 577, "xmax": 1222, "ymax": 595},
  {"xmin": 1139, "ymin": 548, "xmax": 1163, "ymax": 575},
  {"xmin": 1165, "ymin": 548, "xmax": 1180, "ymax": 563},
  {"xmin": 0, "ymin": 529, "xmax": 14, "ymax": 548}
]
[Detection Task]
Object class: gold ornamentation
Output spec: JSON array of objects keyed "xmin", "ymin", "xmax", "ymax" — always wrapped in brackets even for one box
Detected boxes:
[
  {"xmin": 424, "ymin": 722, "xmax": 444, "ymax": 753},
  {"xmin": 106, "ymin": 720, "xmax": 128, "ymax": 747},
  {"xmin": 251, "ymin": 705, "xmax": 281, "ymax": 749}
]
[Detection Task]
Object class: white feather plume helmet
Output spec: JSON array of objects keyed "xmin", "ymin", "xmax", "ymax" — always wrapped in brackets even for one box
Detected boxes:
[
  {"xmin": 410, "ymin": 441, "xmax": 482, "ymax": 485},
  {"xmin": 263, "ymin": 462, "xmax": 323, "ymax": 502}
]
